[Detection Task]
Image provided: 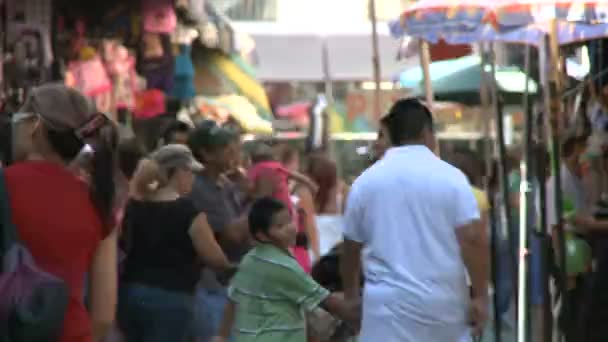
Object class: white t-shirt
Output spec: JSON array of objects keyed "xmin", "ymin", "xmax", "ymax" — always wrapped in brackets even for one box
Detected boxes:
[{"xmin": 343, "ymin": 145, "xmax": 480, "ymax": 341}]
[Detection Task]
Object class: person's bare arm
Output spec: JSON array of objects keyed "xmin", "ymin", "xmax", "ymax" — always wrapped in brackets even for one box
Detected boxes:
[
  {"xmin": 214, "ymin": 300, "xmax": 236, "ymax": 340},
  {"xmin": 219, "ymin": 215, "xmax": 251, "ymax": 248},
  {"xmin": 456, "ymin": 220, "xmax": 489, "ymax": 298},
  {"xmin": 88, "ymin": 228, "xmax": 118, "ymax": 342},
  {"xmin": 297, "ymin": 187, "xmax": 321, "ymax": 261},
  {"xmin": 287, "ymin": 170, "xmax": 318, "ymax": 194},
  {"xmin": 189, "ymin": 213, "xmax": 233, "ymax": 272},
  {"xmin": 341, "ymin": 239, "xmax": 363, "ymax": 311},
  {"xmin": 320, "ymin": 292, "xmax": 361, "ymax": 328}
]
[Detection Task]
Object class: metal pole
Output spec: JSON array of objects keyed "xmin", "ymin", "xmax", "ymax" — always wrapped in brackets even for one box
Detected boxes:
[
  {"xmin": 517, "ymin": 44, "xmax": 533, "ymax": 342},
  {"xmin": 487, "ymin": 42, "xmax": 518, "ymax": 314},
  {"xmin": 480, "ymin": 42, "xmax": 501, "ymax": 342},
  {"xmin": 538, "ymin": 35, "xmax": 554, "ymax": 342},
  {"xmin": 546, "ymin": 19, "xmax": 569, "ymax": 342},
  {"xmin": 369, "ymin": 0, "xmax": 382, "ymax": 119},
  {"xmin": 321, "ymin": 36, "xmax": 333, "ymax": 155},
  {"xmin": 419, "ymin": 40, "xmax": 434, "ymax": 108}
]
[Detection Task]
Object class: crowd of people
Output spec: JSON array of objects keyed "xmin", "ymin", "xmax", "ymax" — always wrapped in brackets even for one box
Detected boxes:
[{"xmin": 8, "ymin": 83, "xmax": 608, "ymax": 342}]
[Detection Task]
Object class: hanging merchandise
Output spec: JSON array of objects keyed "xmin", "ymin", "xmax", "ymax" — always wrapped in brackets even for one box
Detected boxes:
[
  {"xmin": 65, "ymin": 47, "xmax": 113, "ymax": 113},
  {"xmin": 175, "ymin": 0, "xmax": 206, "ymax": 24},
  {"xmin": 3, "ymin": 26, "xmax": 50, "ymax": 104},
  {"xmin": 171, "ymin": 44, "xmax": 196, "ymax": 102},
  {"xmin": 199, "ymin": 22, "xmax": 220, "ymax": 48},
  {"xmin": 134, "ymin": 89, "xmax": 166, "ymax": 119},
  {"xmin": 6, "ymin": 0, "xmax": 52, "ymax": 59},
  {"xmin": 138, "ymin": 33, "xmax": 175, "ymax": 93},
  {"xmin": 103, "ymin": 40, "xmax": 142, "ymax": 111},
  {"xmin": 4, "ymin": 0, "xmax": 53, "ymax": 108},
  {"xmin": 172, "ymin": 23, "xmax": 199, "ymax": 45},
  {"xmin": 142, "ymin": 0, "xmax": 177, "ymax": 34}
]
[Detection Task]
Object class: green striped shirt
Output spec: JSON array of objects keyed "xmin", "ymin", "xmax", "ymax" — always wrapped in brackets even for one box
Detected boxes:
[{"xmin": 228, "ymin": 244, "xmax": 330, "ymax": 342}]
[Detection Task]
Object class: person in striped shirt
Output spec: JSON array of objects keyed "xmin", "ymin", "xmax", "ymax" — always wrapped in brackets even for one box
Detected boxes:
[{"xmin": 213, "ymin": 197, "xmax": 359, "ymax": 342}]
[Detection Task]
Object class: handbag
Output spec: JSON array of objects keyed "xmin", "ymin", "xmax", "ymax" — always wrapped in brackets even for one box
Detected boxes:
[{"xmin": 0, "ymin": 169, "xmax": 69, "ymax": 341}]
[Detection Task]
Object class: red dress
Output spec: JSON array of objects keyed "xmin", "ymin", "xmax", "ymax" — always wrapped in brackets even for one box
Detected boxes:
[{"xmin": 5, "ymin": 161, "xmax": 104, "ymax": 342}]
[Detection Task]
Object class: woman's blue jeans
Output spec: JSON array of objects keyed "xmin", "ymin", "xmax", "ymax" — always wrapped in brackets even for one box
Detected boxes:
[{"xmin": 118, "ymin": 283, "xmax": 194, "ymax": 342}]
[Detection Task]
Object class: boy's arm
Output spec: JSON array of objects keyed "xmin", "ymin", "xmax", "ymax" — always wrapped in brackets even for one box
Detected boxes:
[{"xmin": 320, "ymin": 293, "xmax": 361, "ymax": 328}]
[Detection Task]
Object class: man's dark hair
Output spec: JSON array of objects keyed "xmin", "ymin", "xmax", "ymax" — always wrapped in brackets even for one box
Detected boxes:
[
  {"xmin": 249, "ymin": 197, "xmax": 286, "ymax": 240},
  {"xmin": 162, "ymin": 121, "xmax": 191, "ymax": 144},
  {"xmin": 380, "ymin": 98, "xmax": 433, "ymax": 146}
]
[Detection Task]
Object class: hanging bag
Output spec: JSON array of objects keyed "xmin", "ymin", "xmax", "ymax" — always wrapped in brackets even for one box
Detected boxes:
[
  {"xmin": 142, "ymin": 0, "xmax": 177, "ymax": 34},
  {"xmin": 0, "ymin": 169, "xmax": 69, "ymax": 342}
]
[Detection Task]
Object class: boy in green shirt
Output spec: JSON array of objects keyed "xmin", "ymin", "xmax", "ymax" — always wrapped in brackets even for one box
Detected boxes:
[{"xmin": 213, "ymin": 197, "xmax": 358, "ymax": 342}]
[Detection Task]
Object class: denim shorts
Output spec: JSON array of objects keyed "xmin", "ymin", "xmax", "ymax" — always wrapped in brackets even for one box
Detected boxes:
[
  {"xmin": 118, "ymin": 283, "xmax": 194, "ymax": 342},
  {"xmin": 193, "ymin": 287, "xmax": 234, "ymax": 342}
]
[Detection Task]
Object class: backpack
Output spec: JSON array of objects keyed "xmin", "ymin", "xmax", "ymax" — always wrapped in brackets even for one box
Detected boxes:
[{"xmin": 0, "ymin": 169, "xmax": 69, "ymax": 342}]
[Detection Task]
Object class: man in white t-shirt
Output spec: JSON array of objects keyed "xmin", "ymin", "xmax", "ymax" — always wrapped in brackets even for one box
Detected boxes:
[{"xmin": 341, "ymin": 99, "xmax": 489, "ymax": 342}]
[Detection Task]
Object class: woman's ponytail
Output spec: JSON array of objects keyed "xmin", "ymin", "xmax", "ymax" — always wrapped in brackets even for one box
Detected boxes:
[
  {"xmin": 87, "ymin": 122, "xmax": 119, "ymax": 233},
  {"xmin": 131, "ymin": 158, "xmax": 165, "ymax": 200}
]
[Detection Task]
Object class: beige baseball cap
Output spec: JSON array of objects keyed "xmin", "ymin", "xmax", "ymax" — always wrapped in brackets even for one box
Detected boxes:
[
  {"xmin": 19, "ymin": 83, "xmax": 99, "ymax": 132},
  {"xmin": 151, "ymin": 144, "xmax": 203, "ymax": 173}
]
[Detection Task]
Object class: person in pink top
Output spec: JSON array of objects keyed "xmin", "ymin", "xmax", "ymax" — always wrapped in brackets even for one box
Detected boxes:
[{"xmin": 248, "ymin": 144, "xmax": 317, "ymax": 272}]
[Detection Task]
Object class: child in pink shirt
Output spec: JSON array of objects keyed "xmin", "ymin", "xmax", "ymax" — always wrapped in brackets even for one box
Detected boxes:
[{"xmin": 248, "ymin": 144, "xmax": 317, "ymax": 272}]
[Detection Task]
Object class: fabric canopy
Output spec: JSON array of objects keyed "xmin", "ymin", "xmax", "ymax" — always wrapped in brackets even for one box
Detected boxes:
[
  {"xmin": 233, "ymin": 21, "xmax": 412, "ymax": 82},
  {"xmin": 400, "ymin": 55, "xmax": 538, "ymax": 105}
]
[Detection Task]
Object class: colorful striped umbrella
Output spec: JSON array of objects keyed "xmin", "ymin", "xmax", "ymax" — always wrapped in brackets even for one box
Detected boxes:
[{"xmin": 393, "ymin": 0, "xmax": 608, "ymax": 45}]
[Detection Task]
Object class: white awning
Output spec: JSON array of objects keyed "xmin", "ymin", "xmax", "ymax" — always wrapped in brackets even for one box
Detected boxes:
[{"xmin": 232, "ymin": 21, "xmax": 413, "ymax": 82}]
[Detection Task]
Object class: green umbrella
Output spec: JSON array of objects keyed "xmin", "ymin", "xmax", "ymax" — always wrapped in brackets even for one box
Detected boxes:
[{"xmin": 400, "ymin": 55, "xmax": 538, "ymax": 105}]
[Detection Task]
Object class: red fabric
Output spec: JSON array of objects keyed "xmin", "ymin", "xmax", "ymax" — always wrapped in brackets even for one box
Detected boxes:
[
  {"xmin": 5, "ymin": 161, "xmax": 103, "ymax": 342},
  {"xmin": 429, "ymin": 39, "xmax": 473, "ymax": 62},
  {"xmin": 248, "ymin": 161, "xmax": 293, "ymax": 213}
]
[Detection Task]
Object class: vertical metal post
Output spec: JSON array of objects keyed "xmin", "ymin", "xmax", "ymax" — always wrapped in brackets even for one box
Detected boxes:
[
  {"xmin": 517, "ymin": 44, "xmax": 533, "ymax": 342},
  {"xmin": 419, "ymin": 40, "xmax": 434, "ymax": 108},
  {"xmin": 480, "ymin": 41, "xmax": 501, "ymax": 342},
  {"xmin": 369, "ymin": 0, "xmax": 382, "ymax": 119}
]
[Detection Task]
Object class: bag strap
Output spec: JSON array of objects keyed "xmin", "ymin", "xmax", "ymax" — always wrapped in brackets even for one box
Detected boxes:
[{"xmin": 0, "ymin": 168, "xmax": 18, "ymax": 268}]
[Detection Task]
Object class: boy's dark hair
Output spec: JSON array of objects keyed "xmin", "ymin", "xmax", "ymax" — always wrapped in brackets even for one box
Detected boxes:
[
  {"xmin": 380, "ymin": 98, "xmax": 433, "ymax": 146},
  {"xmin": 162, "ymin": 120, "xmax": 191, "ymax": 144},
  {"xmin": 249, "ymin": 197, "xmax": 286, "ymax": 239}
]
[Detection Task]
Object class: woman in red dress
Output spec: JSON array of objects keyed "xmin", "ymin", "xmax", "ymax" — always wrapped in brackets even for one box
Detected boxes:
[{"xmin": 5, "ymin": 84, "xmax": 120, "ymax": 342}]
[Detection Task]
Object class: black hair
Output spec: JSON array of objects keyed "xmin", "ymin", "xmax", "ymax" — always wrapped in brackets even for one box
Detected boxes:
[
  {"xmin": 118, "ymin": 138, "xmax": 146, "ymax": 180},
  {"xmin": 380, "ymin": 98, "xmax": 433, "ymax": 146},
  {"xmin": 162, "ymin": 121, "xmax": 191, "ymax": 144},
  {"xmin": 46, "ymin": 122, "xmax": 119, "ymax": 233},
  {"xmin": 248, "ymin": 197, "xmax": 286, "ymax": 240}
]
